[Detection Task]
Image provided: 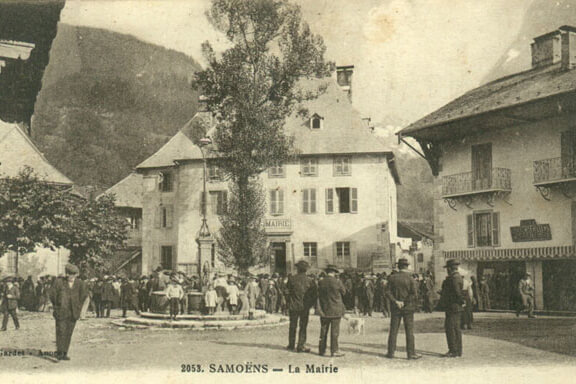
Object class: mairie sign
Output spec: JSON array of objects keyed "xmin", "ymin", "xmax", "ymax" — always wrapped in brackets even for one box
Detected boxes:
[
  {"xmin": 510, "ymin": 219, "xmax": 551, "ymax": 242},
  {"xmin": 264, "ymin": 218, "xmax": 292, "ymax": 233}
]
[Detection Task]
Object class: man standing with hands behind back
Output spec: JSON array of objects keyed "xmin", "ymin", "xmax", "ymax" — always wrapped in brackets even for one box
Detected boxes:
[
  {"xmin": 285, "ymin": 259, "xmax": 317, "ymax": 353},
  {"xmin": 50, "ymin": 263, "xmax": 88, "ymax": 361},
  {"xmin": 385, "ymin": 258, "xmax": 421, "ymax": 360}
]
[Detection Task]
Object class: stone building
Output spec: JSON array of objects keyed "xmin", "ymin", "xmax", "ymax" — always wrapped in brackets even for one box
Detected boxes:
[
  {"xmin": 136, "ymin": 71, "xmax": 400, "ymax": 276},
  {"xmin": 398, "ymin": 26, "xmax": 576, "ymax": 312}
]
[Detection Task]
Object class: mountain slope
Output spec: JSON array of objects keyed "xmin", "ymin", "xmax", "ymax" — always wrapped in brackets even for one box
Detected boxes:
[{"xmin": 32, "ymin": 23, "xmax": 202, "ymax": 187}]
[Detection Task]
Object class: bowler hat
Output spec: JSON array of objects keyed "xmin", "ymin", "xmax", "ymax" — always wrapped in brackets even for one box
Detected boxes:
[
  {"xmin": 325, "ymin": 264, "xmax": 340, "ymax": 274},
  {"xmin": 65, "ymin": 263, "xmax": 80, "ymax": 275},
  {"xmin": 443, "ymin": 259, "xmax": 460, "ymax": 268},
  {"xmin": 295, "ymin": 259, "xmax": 310, "ymax": 270},
  {"xmin": 396, "ymin": 258, "xmax": 410, "ymax": 267}
]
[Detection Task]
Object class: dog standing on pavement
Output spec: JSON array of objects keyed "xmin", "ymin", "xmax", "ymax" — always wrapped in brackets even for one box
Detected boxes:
[{"xmin": 344, "ymin": 314, "xmax": 365, "ymax": 335}]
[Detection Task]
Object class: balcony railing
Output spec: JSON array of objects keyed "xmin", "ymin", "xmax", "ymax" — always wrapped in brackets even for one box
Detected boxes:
[
  {"xmin": 533, "ymin": 157, "xmax": 576, "ymax": 185},
  {"xmin": 442, "ymin": 168, "xmax": 512, "ymax": 197}
]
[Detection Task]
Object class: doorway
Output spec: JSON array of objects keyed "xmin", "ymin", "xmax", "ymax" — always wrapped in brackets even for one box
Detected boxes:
[
  {"xmin": 471, "ymin": 143, "xmax": 492, "ymax": 190},
  {"xmin": 477, "ymin": 261, "xmax": 525, "ymax": 310},
  {"xmin": 271, "ymin": 242, "xmax": 287, "ymax": 275}
]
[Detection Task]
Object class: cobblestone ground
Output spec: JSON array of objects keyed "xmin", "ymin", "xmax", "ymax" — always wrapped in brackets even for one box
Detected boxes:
[{"xmin": 1, "ymin": 310, "xmax": 575, "ymax": 375}]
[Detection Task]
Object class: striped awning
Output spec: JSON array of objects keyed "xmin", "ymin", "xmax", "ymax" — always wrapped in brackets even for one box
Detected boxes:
[{"xmin": 443, "ymin": 245, "xmax": 575, "ymax": 261}]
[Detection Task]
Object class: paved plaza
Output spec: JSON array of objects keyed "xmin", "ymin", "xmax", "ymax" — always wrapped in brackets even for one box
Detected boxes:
[{"xmin": 1, "ymin": 311, "xmax": 575, "ymax": 373}]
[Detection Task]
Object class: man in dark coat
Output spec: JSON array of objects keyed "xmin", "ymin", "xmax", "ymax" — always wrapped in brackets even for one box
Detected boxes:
[
  {"xmin": 121, "ymin": 278, "xmax": 140, "ymax": 317},
  {"xmin": 1, "ymin": 277, "xmax": 20, "ymax": 330},
  {"xmin": 438, "ymin": 259, "xmax": 465, "ymax": 358},
  {"xmin": 385, "ymin": 258, "xmax": 421, "ymax": 360},
  {"xmin": 50, "ymin": 264, "xmax": 88, "ymax": 361},
  {"xmin": 21, "ymin": 275, "xmax": 35, "ymax": 311},
  {"xmin": 101, "ymin": 276, "xmax": 116, "ymax": 318},
  {"xmin": 317, "ymin": 264, "xmax": 346, "ymax": 357},
  {"xmin": 362, "ymin": 276, "xmax": 375, "ymax": 316},
  {"xmin": 286, "ymin": 260, "xmax": 317, "ymax": 353}
]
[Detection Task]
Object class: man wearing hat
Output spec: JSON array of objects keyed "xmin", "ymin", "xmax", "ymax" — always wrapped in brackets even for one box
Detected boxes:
[
  {"xmin": 286, "ymin": 259, "xmax": 317, "ymax": 353},
  {"xmin": 49, "ymin": 263, "xmax": 88, "ymax": 361},
  {"xmin": 385, "ymin": 258, "xmax": 421, "ymax": 360},
  {"xmin": 1, "ymin": 277, "xmax": 20, "ymax": 331},
  {"xmin": 517, "ymin": 273, "xmax": 535, "ymax": 318},
  {"xmin": 438, "ymin": 259, "xmax": 465, "ymax": 358},
  {"xmin": 317, "ymin": 264, "xmax": 346, "ymax": 357}
]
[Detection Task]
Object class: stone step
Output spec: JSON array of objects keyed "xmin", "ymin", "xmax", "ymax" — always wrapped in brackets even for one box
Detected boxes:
[
  {"xmin": 139, "ymin": 310, "xmax": 268, "ymax": 321},
  {"xmin": 112, "ymin": 314, "xmax": 288, "ymax": 330}
]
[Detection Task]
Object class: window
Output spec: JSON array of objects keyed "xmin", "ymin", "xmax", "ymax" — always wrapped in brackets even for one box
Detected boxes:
[
  {"xmin": 268, "ymin": 163, "xmax": 285, "ymax": 178},
  {"xmin": 300, "ymin": 157, "xmax": 318, "ymax": 177},
  {"xmin": 270, "ymin": 189, "xmax": 284, "ymax": 215},
  {"xmin": 155, "ymin": 205, "xmax": 173, "ymax": 228},
  {"xmin": 302, "ymin": 188, "xmax": 317, "ymax": 214},
  {"xmin": 208, "ymin": 164, "xmax": 223, "ymax": 182},
  {"xmin": 467, "ymin": 211, "xmax": 500, "ymax": 248},
  {"xmin": 310, "ymin": 114, "xmax": 323, "ymax": 130},
  {"xmin": 159, "ymin": 172, "xmax": 173, "ymax": 192},
  {"xmin": 326, "ymin": 187, "xmax": 358, "ymax": 214},
  {"xmin": 335, "ymin": 242, "xmax": 351, "ymax": 266},
  {"xmin": 333, "ymin": 156, "xmax": 351, "ymax": 176},
  {"xmin": 127, "ymin": 212, "xmax": 141, "ymax": 230},
  {"xmin": 161, "ymin": 246, "xmax": 173, "ymax": 270},
  {"xmin": 417, "ymin": 253, "xmax": 424, "ymax": 263},
  {"xmin": 209, "ymin": 190, "xmax": 228, "ymax": 215},
  {"xmin": 6, "ymin": 251, "xmax": 16, "ymax": 274},
  {"xmin": 303, "ymin": 242, "xmax": 318, "ymax": 266},
  {"xmin": 471, "ymin": 143, "xmax": 492, "ymax": 190}
]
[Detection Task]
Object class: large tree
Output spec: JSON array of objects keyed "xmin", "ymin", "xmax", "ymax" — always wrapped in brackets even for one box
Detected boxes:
[
  {"xmin": 0, "ymin": 167, "xmax": 127, "ymax": 275},
  {"xmin": 193, "ymin": 0, "xmax": 331, "ymax": 273}
]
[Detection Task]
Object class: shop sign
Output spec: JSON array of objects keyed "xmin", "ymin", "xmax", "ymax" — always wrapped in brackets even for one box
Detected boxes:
[{"xmin": 510, "ymin": 219, "xmax": 551, "ymax": 242}]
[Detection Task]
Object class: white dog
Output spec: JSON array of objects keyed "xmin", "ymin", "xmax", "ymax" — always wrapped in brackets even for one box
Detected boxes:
[{"xmin": 343, "ymin": 314, "xmax": 365, "ymax": 335}]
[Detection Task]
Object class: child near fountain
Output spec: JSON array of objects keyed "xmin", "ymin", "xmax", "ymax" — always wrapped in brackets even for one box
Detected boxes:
[{"xmin": 205, "ymin": 285, "xmax": 217, "ymax": 315}]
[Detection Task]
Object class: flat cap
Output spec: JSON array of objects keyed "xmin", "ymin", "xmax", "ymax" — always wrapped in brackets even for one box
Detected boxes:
[{"xmin": 65, "ymin": 263, "xmax": 80, "ymax": 275}]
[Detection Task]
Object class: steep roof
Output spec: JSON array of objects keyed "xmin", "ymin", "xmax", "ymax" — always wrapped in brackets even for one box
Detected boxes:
[
  {"xmin": 101, "ymin": 172, "xmax": 143, "ymax": 208},
  {"xmin": 399, "ymin": 62, "xmax": 576, "ymax": 137},
  {"xmin": 137, "ymin": 78, "xmax": 393, "ymax": 166},
  {"xmin": 0, "ymin": 119, "xmax": 72, "ymax": 184}
]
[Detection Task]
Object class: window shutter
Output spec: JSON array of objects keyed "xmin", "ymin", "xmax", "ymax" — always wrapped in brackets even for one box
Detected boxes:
[
  {"xmin": 333, "ymin": 158, "xmax": 341, "ymax": 175},
  {"xmin": 270, "ymin": 190, "xmax": 276, "ymax": 215},
  {"xmin": 325, "ymin": 188, "xmax": 334, "ymax": 214},
  {"xmin": 310, "ymin": 189, "xmax": 316, "ymax": 213},
  {"xmin": 350, "ymin": 241, "xmax": 357, "ymax": 268},
  {"xmin": 351, "ymin": 188, "xmax": 358, "ymax": 213},
  {"xmin": 302, "ymin": 189, "xmax": 309, "ymax": 213},
  {"xmin": 155, "ymin": 206, "xmax": 161, "ymax": 228},
  {"xmin": 166, "ymin": 205, "xmax": 173, "ymax": 228},
  {"xmin": 278, "ymin": 190, "xmax": 284, "ymax": 214},
  {"xmin": 492, "ymin": 212, "xmax": 500, "ymax": 247},
  {"xmin": 222, "ymin": 191, "xmax": 228, "ymax": 214},
  {"xmin": 467, "ymin": 214, "xmax": 475, "ymax": 248}
]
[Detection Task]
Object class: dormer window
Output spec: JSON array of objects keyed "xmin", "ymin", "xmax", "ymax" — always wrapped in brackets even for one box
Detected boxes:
[{"xmin": 310, "ymin": 114, "xmax": 323, "ymax": 130}]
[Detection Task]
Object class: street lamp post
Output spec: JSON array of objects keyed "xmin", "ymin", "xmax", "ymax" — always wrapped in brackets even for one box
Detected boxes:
[{"xmin": 196, "ymin": 136, "xmax": 214, "ymax": 292}]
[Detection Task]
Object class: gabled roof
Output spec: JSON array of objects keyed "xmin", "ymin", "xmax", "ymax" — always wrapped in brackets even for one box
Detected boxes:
[
  {"xmin": 137, "ymin": 77, "xmax": 394, "ymax": 169},
  {"xmin": 101, "ymin": 172, "xmax": 143, "ymax": 208},
  {"xmin": 0, "ymin": 119, "xmax": 72, "ymax": 184},
  {"xmin": 399, "ymin": 62, "xmax": 576, "ymax": 137}
]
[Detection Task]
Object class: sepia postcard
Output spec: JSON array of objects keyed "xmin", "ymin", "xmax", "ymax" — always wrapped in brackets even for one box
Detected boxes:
[{"xmin": 1, "ymin": 1, "xmax": 576, "ymax": 383}]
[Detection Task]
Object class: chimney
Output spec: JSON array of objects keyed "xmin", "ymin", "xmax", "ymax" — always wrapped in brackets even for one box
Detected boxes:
[
  {"xmin": 336, "ymin": 65, "xmax": 354, "ymax": 100},
  {"xmin": 531, "ymin": 26, "xmax": 576, "ymax": 70}
]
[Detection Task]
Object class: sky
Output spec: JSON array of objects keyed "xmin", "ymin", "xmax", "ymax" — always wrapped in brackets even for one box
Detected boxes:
[{"xmin": 60, "ymin": 0, "xmax": 535, "ymax": 130}]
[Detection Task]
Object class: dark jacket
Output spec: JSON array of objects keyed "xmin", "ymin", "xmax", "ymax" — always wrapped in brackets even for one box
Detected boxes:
[
  {"xmin": 50, "ymin": 278, "xmax": 89, "ymax": 320},
  {"xmin": 286, "ymin": 273, "xmax": 317, "ymax": 312},
  {"xmin": 438, "ymin": 272, "xmax": 465, "ymax": 313},
  {"xmin": 317, "ymin": 275, "xmax": 346, "ymax": 318},
  {"xmin": 1, "ymin": 285, "xmax": 20, "ymax": 311},
  {"xmin": 385, "ymin": 270, "xmax": 419, "ymax": 313},
  {"xmin": 102, "ymin": 281, "xmax": 116, "ymax": 301}
]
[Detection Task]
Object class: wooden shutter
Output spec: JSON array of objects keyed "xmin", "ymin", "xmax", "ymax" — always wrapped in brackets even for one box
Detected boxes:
[
  {"xmin": 155, "ymin": 206, "xmax": 161, "ymax": 228},
  {"xmin": 351, "ymin": 188, "xmax": 358, "ymax": 213},
  {"xmin": 333, "ymin": 242, "xmax": 338, "ymax": 265},
  {"xmin": 561, "ymin": 130, "xmax": 576, "ymax": 178},
  {"xmin": 222, "ymin": 191, "xmax": 228, "ymax": 214},
  {"xmin": 302, "ymin": 189, "xmax": 309, "ymax": 213},
  {"xmin": 310, "ymin": 189, "xmax": 316, "ymax": 213},
  {"xmin": 166, "ymin": 205, "xmax": 173, "ymax": 228},
  {"xmin": 325, "ymin": 188, "xmax": 334, "ymax": 214},
  {"xmin": 270, "ymin": 190, "xmax": 276, "ymax": 215},
  {"xmin": 349, "ymin": 241, "xmax": 356, "ymax": 268},
  {"xmin": 278, "ymin": 190, "xmax": 284, "ymax": 214},
  {"xmin": 334, "ymin": 158, "xmax": 341, "ymax": 175},
  {"xmin": 467, "ymin": 214, "xmax": 475, "ymax": 248},
  {"xmin": 492, "ymin": 212, "xmax": 500, "ymax": 247}
]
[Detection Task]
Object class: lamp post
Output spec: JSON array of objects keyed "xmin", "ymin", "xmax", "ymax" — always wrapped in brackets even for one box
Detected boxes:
[
  {"xmin": 196, "ymin": 136, "xmax": 213, "ymax": 293},
  {"xmin": 198, "ymin": 136, "xmax": 212, "ymax": 238}
]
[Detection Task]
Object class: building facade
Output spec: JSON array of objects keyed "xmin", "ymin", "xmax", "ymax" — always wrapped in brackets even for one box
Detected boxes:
[
  {"xmin": 136, "ymin": 73, "xmax": 400, "ymax": 276},
  {"xmin": 399, "ymin": 26, "xmax": 576, "ymax": 312}
]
